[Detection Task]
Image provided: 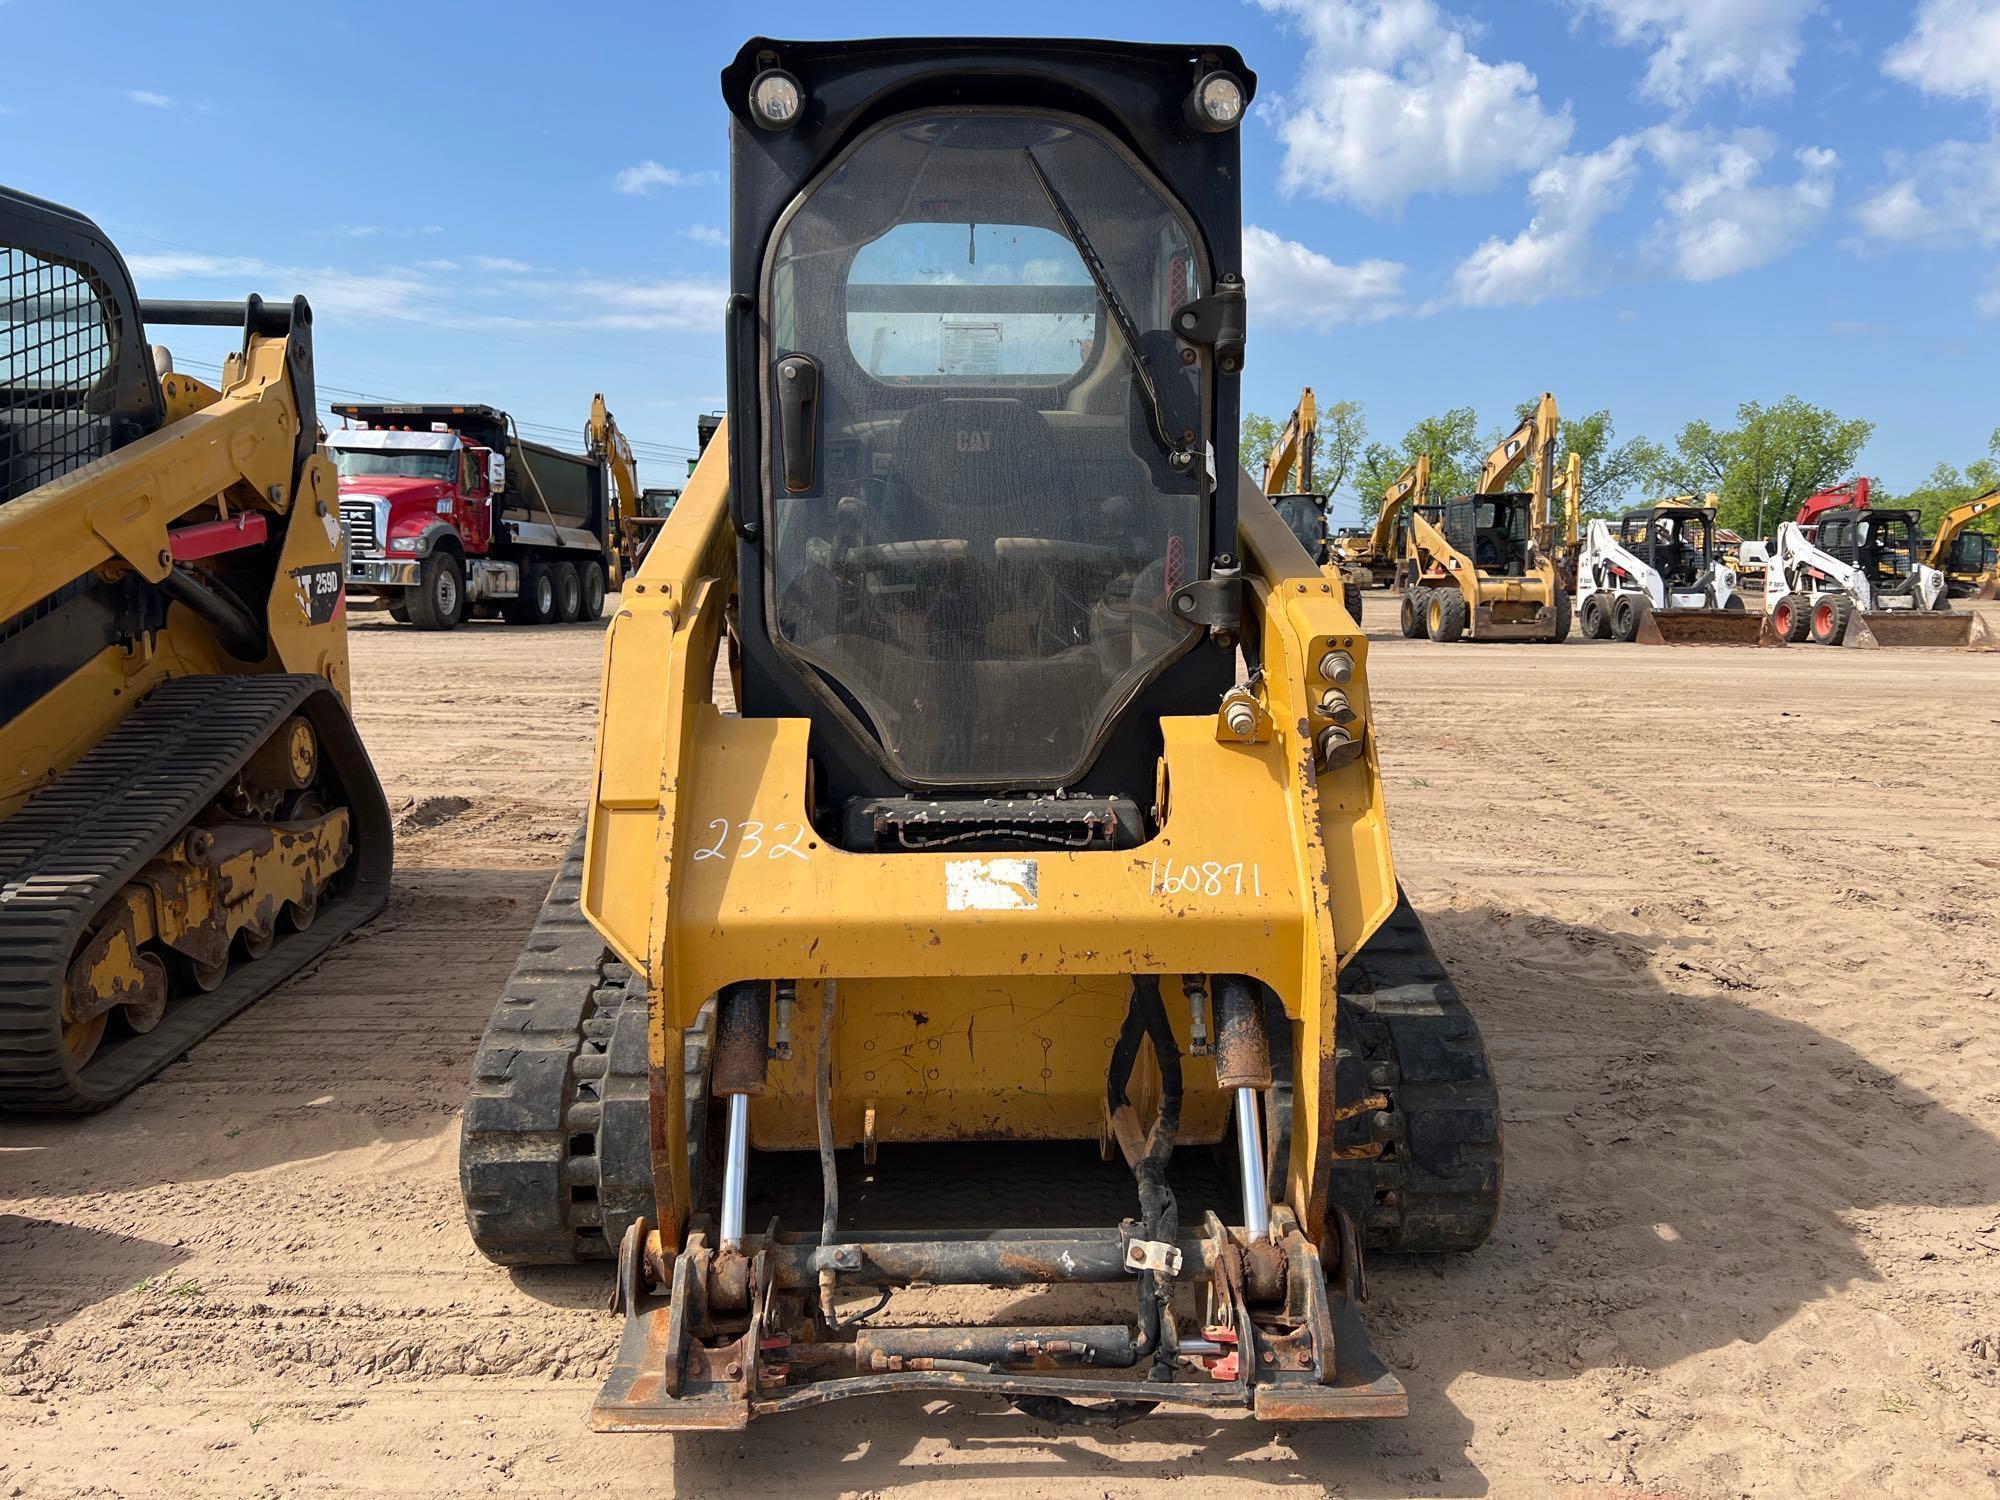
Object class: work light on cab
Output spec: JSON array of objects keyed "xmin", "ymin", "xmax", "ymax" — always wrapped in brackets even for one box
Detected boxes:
[
  {"xmin": 749, "ymin": 69, "xmax": 803, "ymax": 129},
  {"xmin": 1189, "ymin": 71, "xmax": 1245, "ymax": 131}
]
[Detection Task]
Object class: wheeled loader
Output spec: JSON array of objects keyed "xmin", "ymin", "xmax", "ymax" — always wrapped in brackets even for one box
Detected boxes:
[
  {"xmin": 1765, "ymin": 505, "xmax": 1989, "ymax": 648},
  {"xmin": 1574, "ymin": 502, "xmax": 1762, "ymax": 645},
  {"xmin": 459, "ymin": 36, "xmax": 1499, "ymax": 1430},
  {"xmin": 0, "ymin": 187, "xmax": 391, "ymax": 1110},
  {"xmin": 1397, "ymin": 393, "xmax": 1571, "ymax": 642}
]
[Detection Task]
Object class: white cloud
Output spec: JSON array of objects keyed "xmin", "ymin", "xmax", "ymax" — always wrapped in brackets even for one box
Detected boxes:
[
  {"xmin": 1452, "ymin": 137, "xmax": 1643, "ymax": 307},
  {"xmin": 1647, "ymin": 128, "xmax": 1838, "ymax": 281},
  {"xmin": 124, "ymin": 252, "xmax": 432, "ymax": 321},
  {"xmin": 1856, "ymin": 136, "xmax": 2000, "ymax": 247},
  {"xmin": 1449, "ymin": 125, "xmax": 1837, "ymax": 305},
  {"xmin": 613, "ymin": 161, "xmax": 718, "ymax": 196},
  {"xmin": 1978, "ymin": 268, "xmax": 2000, "ymax": 318},
  {"xmin": 680, "ymin": 224, "xmax": 728, "ymax": 247},
  {"xmin": 1242, "ymin": 225, "xmax": 1405, "ymax": 329},
  {"xmin": 124, "ymin": 247, "xmax": 726, "ymax": 336},
  {"xmin": 417, "ymin": 259, "xmax": 460, "ymax": 272},
  {"xmin": 512, "ymin": 273, "xmax": 729, "ymax": 333},
  {"xmin": 1255, "ymin": 0, "xmax": 1572, "ymax": 212},
  {"xmin": 125, "ymin": 89, "xmax": 174, "ymax": 109},
  {"xmin": 468, "ymin": 254, "xmax": 536, "ymax": 273},
  {"xmin": 1884, "ymin": 0, "xmax": 2000, "ymax": 110},
  {"xmin": 1568, "ymin": 0, "xmax": 1819, "ymax": 106}
]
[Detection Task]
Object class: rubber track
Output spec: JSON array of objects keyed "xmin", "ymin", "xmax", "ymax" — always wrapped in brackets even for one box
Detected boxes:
[
  {"xmin": 459, "ymin": 827, "xmax": 711, "ymax": 1266},
  {"xmin": 1333, "ymin": 889, "xmax": 1503, "ymax": 1253},
  {"xmin": 0, "ymin": 674, "xmax": 392, "ymax": 1111}
]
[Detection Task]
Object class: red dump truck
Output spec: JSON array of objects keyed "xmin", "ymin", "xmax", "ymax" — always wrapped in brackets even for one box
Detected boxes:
[{"xmin": 329, "ymin": 402, "xmax": 616, "ymax": 630}]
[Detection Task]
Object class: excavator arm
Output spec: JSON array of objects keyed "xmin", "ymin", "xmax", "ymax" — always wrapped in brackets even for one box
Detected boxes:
[
  {"xmin": 1925, "ymin": 488, "xmax": 2000, "ymax": 569},
  {"xmin": 1372, "ymin": 455, "xmax": 1428, "ymax": 555},
  {"xmin": 587, "ymin": 392, "xmax": 642, "ymax": 586},
  {"xmin": 1263, "ymin": 386, "xmax": 1316, "ymax": 495}
]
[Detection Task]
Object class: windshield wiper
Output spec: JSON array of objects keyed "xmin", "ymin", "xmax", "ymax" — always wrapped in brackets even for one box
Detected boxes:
[{"xmin": 1023, "ymin": 148, "xmax": 1189, "ymax": 472}]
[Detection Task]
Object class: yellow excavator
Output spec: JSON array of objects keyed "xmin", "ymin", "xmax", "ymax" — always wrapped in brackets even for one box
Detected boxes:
[
  {"xmin": 587, "ymin": 392, "xmax": 653, "ymax": 582},
  {"xmin": 1337, "ymin": 456, "xmax": 1427, "ymax": 595},
  {"xmin": 461, "ymin": 35, "xmax": 1497, "ymax": 1430},
  {"xmin": 1263, "ymin": 388, "xmax": 1364, "ymax": 621},
  {"xmin": 1927, "ymin": 489, "xmax": 1999, "ymax": 599},
  {"xmin": 0, "ymin": 186, "xmax": 391, "ymax": 1109},
  {"xmin": 1396, "ymin": 392, "xmax": 1571, "ymax": 642}
]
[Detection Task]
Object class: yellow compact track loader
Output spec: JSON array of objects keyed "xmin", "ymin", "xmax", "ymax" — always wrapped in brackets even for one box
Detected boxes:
[
  {"xmin": 1396, "ymin": 393, "xmax": 1571, "ymax": 643},
  {"xmin": 460, "ymin": 36, "xmax": 1498, "ymax": 1430},
  {"xmin": 0, "ymin": 188, "xmax": 391, "ymax": 1110}
]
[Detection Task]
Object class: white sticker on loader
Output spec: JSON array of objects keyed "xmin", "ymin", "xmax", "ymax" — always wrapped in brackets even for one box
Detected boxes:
[{"xmin": 945, "ymin": 858, "xmax": 1038, "ymax": 912}]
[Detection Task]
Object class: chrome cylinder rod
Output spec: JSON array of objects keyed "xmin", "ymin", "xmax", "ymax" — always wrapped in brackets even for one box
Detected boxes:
[
  {"xmin": 719, "ymin": 1092, "xmax": 751, "ymax": 1250},
  {"xmin": 1234, "ymin": 1086, "xmax": 1270, "ymax": 1238}
]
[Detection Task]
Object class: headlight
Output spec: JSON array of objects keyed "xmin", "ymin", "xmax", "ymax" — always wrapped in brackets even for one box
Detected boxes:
[
  {"xmin": 389, "ymin": 537, "xmax": 422, "ymax": 553},
  {"xmin": 749, "ymin": 69, "xmax": 803, "ymax": 129},
  {"xmin": 1188, "ymin": 71, "xmax": 1246, "ymax": 132}
]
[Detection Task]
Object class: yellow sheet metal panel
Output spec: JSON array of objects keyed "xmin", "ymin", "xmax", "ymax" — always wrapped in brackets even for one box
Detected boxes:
[{"xmin": 749, "ymin": 975, "xmax": 1231, "ymax": 1149}]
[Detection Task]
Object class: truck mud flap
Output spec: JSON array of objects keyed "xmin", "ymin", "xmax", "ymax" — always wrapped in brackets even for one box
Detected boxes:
[
  {"xmin": 1633, "ymin": 602, "xmax": 1768, "ymax": 647},
  {"xmin": 1841, "ymin": 610, "xmax": 1992, "ymax": 650}
]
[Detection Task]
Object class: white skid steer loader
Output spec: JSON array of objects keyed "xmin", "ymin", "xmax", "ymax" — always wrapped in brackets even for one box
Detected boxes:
[
  {"xmin": 1575, "ymin": 505, "xmax": 1761, "ymax": 645},
  {"xmin": 1764, "ymin": 506, "xmax": 1987, "ymax": 649}
]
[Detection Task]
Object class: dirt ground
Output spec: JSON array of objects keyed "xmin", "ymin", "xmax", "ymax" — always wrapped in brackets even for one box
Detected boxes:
[{"xmin": 4, "ymin": 595, "xmax": 1999, "ymax": 1499}]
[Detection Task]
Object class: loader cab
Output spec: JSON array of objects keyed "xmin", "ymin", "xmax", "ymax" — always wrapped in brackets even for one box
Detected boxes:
[
  {"xmin": 1618, "ymin": 506, "xmax": 1715, "ymax": 591},
  {"xmin": 1944, "ymin": 529, "xmax": 1995, "ymax": 578},
  {"xmin": 1819, "ymin": 507, "xmax": 1920, "ymax": 592},
  {"xmin": 723, "ymin": 38, "xmax": 1252, "ymax": 849},
  {"xmin": 1444, "ymin": 493, "xmax": 1531, "ymax": 576},
  {"xmin": 1272, "ymin": 494, "xmax": 1329, "ymax": 562}
]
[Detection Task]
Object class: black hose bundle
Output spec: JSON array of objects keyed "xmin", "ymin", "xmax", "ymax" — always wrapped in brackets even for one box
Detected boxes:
[{"xmin": 1105, "ymin": 974, "xmax": 1182, "ymax": 1384}]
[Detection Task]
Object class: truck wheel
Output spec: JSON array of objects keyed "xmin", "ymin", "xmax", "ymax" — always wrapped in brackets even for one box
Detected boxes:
[
  {"xmin": 580, "ymin": 561, "xmax": 607, "ymax": 621},
  {"xmin": 1579, "ymin": 593, "xmax": 1610, "ymax": 640},
  {"xmin": 1399, "ymin": 590, "xmax": 1427, "ymax": 639},
  {"xmin": 553, "ymin": 561, "xmax": 582, "ymax": 624},
  {"xmin": 407, "ymin": 551, "xmax": 466, "ymax": 631},
  {"xmin": 1612, "ymin": 594, "xmax": 1642, "ymax": 643},
  {"xmin": 1426, "ymin": 588, "xmax": 1467, "ymax": 643},
  {"xmin": 1810, "ymin": 596, "xmax": 1852, "ymax": 646},
  {"xmin": 510, "ymin": 562, "xmax": 556, "ymax": 625},
  {"xmin": 1547, "ymin": 588, "xmax": 1572, "ymax": 644},
  {"xmin": 1342, "ymin": 581, "xmax": 1364, "ymax": 626},
  {"xmin": 387, "ymin": 600, "xmax": 411, "ymax": 625}
]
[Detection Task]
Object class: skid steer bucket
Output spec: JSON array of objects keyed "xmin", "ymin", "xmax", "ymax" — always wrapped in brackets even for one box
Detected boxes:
[
  {"xmin": 1633, "ymin": 601, "xmax": 1767, "ymax": 646},
  {"xmin": 1842, "ymin": 609, "xmax": 1992, "ymax": 649}
]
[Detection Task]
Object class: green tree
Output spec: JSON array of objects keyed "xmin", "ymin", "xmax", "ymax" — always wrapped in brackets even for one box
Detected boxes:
[
  {"xmin": 1241, "ymin": 399, "xmax": 1366, "ymax": 498},
  {"xmin": 1240, "ymin": 411, "xmax": 1283, "ymax": 484},
  {"xmin": 1657, "ymin": 397, "xmax": 1875, "ymax": 538},
  {"xmin": 1354, "ymin": 407, "xmax": 1484, "ymax": 519},
  {"xmin": 1508, "ymin": 402, "xmax": 1667, "ymax": 534},
  {"xmin": 1890, "ymin": 428, "xmax": 2000, "ymax": 534}
]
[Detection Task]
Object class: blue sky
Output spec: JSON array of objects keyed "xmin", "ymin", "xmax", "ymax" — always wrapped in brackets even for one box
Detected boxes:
[{"xmin": 5, "ymin": 1, "xmax": 1995, "ymax": 522}]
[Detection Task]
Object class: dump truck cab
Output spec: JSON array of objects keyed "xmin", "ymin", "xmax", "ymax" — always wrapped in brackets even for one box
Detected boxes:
[{"xmin": 462, "ymin": 36, "xmax": 1499, "ymax": 1434}]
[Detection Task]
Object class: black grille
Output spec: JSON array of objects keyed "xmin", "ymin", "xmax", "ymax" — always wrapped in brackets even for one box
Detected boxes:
[{"xmin": 1, "ymin": 245, "xmax": 121, "ymax": 505}]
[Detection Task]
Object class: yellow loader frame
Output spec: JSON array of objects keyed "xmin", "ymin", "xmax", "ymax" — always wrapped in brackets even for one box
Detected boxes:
[{"xmin": 580, "ymin": 425, "xmax": 1397, "ymax": 1259}]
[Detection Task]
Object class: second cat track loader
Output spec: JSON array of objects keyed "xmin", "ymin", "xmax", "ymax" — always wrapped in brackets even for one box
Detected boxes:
[{"xmin": 0, "ymin": 187, "xmax": 391, "ymax": 1111}]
